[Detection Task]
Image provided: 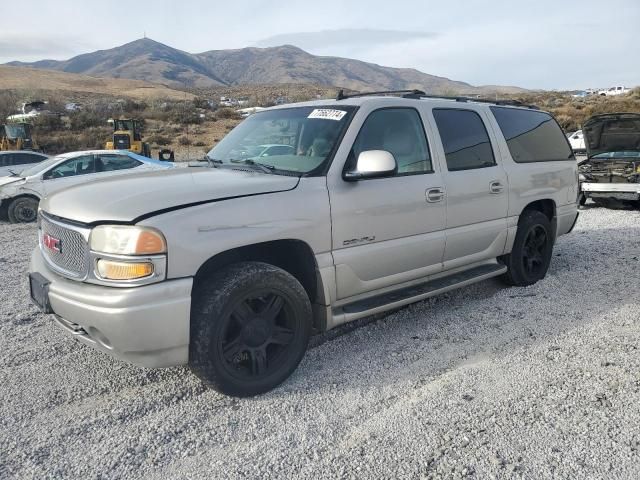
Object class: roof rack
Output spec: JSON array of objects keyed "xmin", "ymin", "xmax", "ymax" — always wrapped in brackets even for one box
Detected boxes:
[
  {"xmin": 336, "ymin": 89, "xmax": 538, "ymax": 109},
  {"xmin": 335, "ymin": 89, "xmax": 425, "ymax": 100},
  {"xmin": 408, "ymin": 93, "xmax": 538, "ymax": 109}
]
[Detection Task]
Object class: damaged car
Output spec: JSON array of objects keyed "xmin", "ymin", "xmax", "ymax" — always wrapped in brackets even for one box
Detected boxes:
[
  {"xmin": 579, "ymin": 113, "xmax": 640, "ymax": 207},
  {"xmin": 0, "ymin": 150, "xmax": 174, "ymax": 223}
]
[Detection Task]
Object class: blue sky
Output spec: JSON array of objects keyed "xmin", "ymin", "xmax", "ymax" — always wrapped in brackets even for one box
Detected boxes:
[{"xmin": 1, "ymin": 0, "xmax": 638, "ymax": 90}]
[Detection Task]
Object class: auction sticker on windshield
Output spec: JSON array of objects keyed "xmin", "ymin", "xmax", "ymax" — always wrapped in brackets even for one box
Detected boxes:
[{"xmin": 308, "ymin": 109, "xmax": 348, "ymax": 121}]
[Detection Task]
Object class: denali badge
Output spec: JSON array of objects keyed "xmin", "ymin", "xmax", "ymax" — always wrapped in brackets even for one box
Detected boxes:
[
  {"xmin": 343, "ymin": 236, "xmax": 376, "ymax": 246},
  {"xmin": 42, "ymin": 233, "xmax": 61, "ymax": 253}
]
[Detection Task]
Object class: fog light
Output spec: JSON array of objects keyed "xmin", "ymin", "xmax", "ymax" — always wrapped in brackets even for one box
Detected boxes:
[{"xmin": 97, "ymin": 260, "xmax": 154, "ymax": 280}]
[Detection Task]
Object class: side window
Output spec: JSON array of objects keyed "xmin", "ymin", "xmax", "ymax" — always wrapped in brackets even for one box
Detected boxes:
[
  {"xmin": 490, "ymin": 107, "xmax": 573, "ymax": 162},
  {"xmin": 46, "ymin": 155, "xmax": 96, "ymax": 179},
  {"xmin": 14, "ymin": 153, "xmax": 42, "ymax": 165},
  {"xmin": 99, "ymin": 154, "xmax": 142, "ymax": 171},
  {"xmin": 351, "ymin": 108, "xmax": 432, "ymax": 175},
  {"xmin": 432, "ymin": 109, "xmax": 496, "ymax": 171}
]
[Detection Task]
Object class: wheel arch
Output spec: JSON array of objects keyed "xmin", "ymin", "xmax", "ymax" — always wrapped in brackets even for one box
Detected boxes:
[
  {"xmin": 193, "ymin": 239, "xmax": 326, "ymax": 328},
  {"xmin": 520, "ymin": 199, "xmax": 557, "ymax": 239}
]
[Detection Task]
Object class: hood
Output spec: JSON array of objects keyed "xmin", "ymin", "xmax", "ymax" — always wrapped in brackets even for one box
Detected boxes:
[
  {"xmin": 0, "ymin": 176, "xmax": 23, "ymax": 188},
  {"xmin": 583, "ymin": 113, "xmax": 640, "ymax": 158},
  {"xmin": 41, "ymin": 167, "xmax": 300, "ymax": 224}
]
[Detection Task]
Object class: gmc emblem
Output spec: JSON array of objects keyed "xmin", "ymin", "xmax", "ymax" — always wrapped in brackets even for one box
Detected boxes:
[{"xmin": 43, "ymin": 233, "xmax": 61, "ymax": 253}]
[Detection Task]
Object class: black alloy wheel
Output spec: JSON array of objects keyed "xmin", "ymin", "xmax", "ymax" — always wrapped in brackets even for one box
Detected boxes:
[
  {"xmin": 220, "ymin": 291, "xmax": 297, "ymax": 380},
  {"xmin": 521, "ymin": 225, "xmax": 548, "ymax": 278},
  {"xmin": 189, "ymin": 261, "xmax": 312, "ymax": 397},
  {"xmin": 501, "ymin": 209, "xmax": 554, "ymax": 287}
]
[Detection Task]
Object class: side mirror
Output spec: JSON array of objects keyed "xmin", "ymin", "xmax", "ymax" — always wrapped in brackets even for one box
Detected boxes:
[{"xmin": 343, "ymin": 150, "xmax": 397, "ymax": 181}]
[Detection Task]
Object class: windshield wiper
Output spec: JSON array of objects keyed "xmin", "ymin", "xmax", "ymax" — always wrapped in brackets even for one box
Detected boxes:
[
  {"xmin": 204, "ymin": 154, "xmax": 223, "ymax": 168},
  {"xmin": 229, "ymin": 158, "xmax": 276, "ymax": 174},
  {"xmin": 8, "ymin": 169, "xmax": 18, "ymax": 176}
]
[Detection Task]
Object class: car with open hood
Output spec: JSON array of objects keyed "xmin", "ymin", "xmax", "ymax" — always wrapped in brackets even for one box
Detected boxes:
[
  {"xmin": 578, "ymin": 113, "xmax": 640, "ymax": 206},
  {"xmin": 0, "ymin": 149, "xmax": 174, "ymax": 223},
  {"xmin": 28, "ymin": 93, "xmax": 578, "ymax": 397}
]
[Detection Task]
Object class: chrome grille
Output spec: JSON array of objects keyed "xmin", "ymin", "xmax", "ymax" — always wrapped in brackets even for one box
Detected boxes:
[{"xmin": 40, "ymin": 214, "xmax": 90, "ymax": 279}]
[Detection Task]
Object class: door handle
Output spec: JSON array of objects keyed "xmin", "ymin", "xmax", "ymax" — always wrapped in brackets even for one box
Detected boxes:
[
  {"xmin": 489, "ymin": 181, "xmax": 504, "ymax": 194},
  {"xmin": 426, "ymin": 187, "xmax": 445, "ymax": 203}
]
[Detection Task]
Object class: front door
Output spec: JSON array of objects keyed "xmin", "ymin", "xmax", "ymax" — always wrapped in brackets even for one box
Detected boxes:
[
  {"xmin": 41, "ymin": 154, "xmax": 101, "ymax": 196},
  {"xmin": 329, "ymin": 107, "xmax": 447, "ymax": 300}
]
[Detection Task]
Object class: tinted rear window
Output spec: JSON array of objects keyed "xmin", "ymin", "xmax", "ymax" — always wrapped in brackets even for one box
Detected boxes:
[
  {"xmin": 490, "ymin": 107, "xmax": 573, "ymax": 162},
  {"xmin": 13, "ymin": 153, "xmax": 44, "ymax": 165},
  {"xmin": 432, "ymin": 109, "xmax": 496, "ymax": 171}
]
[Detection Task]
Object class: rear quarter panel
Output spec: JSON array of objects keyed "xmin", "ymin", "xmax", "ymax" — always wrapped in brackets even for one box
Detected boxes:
[{"xmin": 483, "ymin": 111, "xmax": 578, "ymax": 242}]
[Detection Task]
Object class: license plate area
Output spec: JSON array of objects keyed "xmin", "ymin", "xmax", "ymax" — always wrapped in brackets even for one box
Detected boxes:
[{"xmin": 29, "ymin": 272, "xmax": 53, "ymax": 314}]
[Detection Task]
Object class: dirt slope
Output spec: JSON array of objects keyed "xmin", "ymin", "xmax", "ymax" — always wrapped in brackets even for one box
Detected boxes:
[{"xmin": 0, "ymin": 65, "xmax": 195, "ymax": 101}]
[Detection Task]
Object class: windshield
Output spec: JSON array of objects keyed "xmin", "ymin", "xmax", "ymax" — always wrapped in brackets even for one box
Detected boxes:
[
  {"xmin": 19, "ymin": 155, "xmax": 66, "ymax": 177},
  {"xmin": 206, "ymin": 106, "xmax": 355, "ymax": 175},
  {"xmin": 592, "ymin": 151, "xmax": 640, "ymax": 159},
  {"xmin": 4, "ymin": 123, "xmax": 30, "ymax": 139}
]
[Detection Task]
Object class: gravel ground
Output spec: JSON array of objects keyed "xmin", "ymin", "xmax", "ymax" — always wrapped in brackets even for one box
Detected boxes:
[{"xmin": 1, "ymin": 204, "xmax": 639, "ymax": 479}]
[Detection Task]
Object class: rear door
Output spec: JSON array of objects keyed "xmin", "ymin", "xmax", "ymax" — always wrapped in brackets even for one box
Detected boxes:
[
  {"xmin": 429, "ymin": 107, "xmax": 508, "ymax": 270},
  {"xmin": 328, "ymin": 106, "xmax": 447, "ymax": 300},
  {"xmin": 97, "ymin": 153, "xmax": 144, "ymax": 174}
]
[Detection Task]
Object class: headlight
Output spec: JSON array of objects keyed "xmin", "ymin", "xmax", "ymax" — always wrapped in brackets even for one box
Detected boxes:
[
  {"xmin": 578, "ymin": 173, "xmax": 586, "ymax": 181},
  {"xmin": 90, "ymin": 226, "xmax": 166, "ymax": 255}
]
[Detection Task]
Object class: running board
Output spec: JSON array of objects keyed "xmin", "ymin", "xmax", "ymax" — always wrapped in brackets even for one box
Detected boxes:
[{"xmin": 330, "ymin": 263, "xmax": 507, "ymax": 328}]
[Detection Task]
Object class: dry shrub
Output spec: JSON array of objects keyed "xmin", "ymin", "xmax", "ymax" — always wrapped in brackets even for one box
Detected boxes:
[
  {"xmin": 146, "ymin": 133, "xmax": 172, "ymax": 146},
  {"xmin": 37, "ymin": 127, "xmax": 110, "ymax": 154},
  {"xmin": 215, "ymin": 108, "xmax": 240, "ymax": 120}
]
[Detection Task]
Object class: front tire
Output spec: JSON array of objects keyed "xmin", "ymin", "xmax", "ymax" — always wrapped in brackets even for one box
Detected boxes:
[
  {"xmin": 189, "ymin": 261, "xmax": 312, "ymax": 397},
  {"xmin": 501, "ymin": 210, "xmax": 554, "ymax": 287},
  {"xmin": 7, "ymin": 197, "xmax": 39, "ymax": 223}
]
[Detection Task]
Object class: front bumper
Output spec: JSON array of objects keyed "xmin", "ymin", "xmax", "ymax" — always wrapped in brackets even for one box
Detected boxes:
[
  {"xmin": 30, "ymin": 247, "xmax": 193, "ymax": 368},
  {"xmin": 581, "ymin": 182, "xmax": 640, "ymax": 201}
]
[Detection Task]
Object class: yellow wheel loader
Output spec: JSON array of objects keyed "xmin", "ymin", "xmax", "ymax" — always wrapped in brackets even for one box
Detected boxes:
[
  {"xmin": 0, "ymin": 122, "xmax": 35, "ymax": 151},
  {"xmin": 105, "ymin": 118, "xmax": 151, "ymax": 157}
]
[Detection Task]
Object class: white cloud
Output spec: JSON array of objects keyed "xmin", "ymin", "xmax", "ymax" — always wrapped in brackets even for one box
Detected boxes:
[{"xmin": 257, "ymin": 29, "xmax": 438, "ymax": 50}]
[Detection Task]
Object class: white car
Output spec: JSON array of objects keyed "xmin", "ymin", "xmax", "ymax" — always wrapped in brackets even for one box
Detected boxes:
[
  {"xmin": 567, "ymin": 130, "xmax": 586, "ymax": 154},
  {"xmin": 0, "ymin": 151, "xmax": 50, "ymax": 177},
  {"xmin": 598, "ymin": 86, "xmax": 630, "ymax": 96},
  {"xmin": 0, "ymin": 150, "xmax": 174, "ymax": 223}
]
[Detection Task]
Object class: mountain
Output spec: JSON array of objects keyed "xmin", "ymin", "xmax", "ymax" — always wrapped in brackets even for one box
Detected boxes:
[{"xmin": 7, "ymin": 38, "xmax": 525, "ymax": 94}]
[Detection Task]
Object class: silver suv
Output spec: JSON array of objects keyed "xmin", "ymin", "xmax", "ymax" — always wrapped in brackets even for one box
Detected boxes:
[{"xmin": 29, "ymin": 92, "xmax": 579, "ymax": 397}]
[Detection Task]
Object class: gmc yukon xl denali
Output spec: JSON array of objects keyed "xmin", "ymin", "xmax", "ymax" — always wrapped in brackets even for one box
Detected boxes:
[{"xmin": 29, "ymin": 92, "xmax": 579, "ymax": 397}]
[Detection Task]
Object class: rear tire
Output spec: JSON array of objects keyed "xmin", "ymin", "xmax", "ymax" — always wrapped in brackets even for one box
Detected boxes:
[
  {"xmin": 189, "ymin": 261, "xmax": 312, "ymax": 397},
  {"xmin": 7, "ymin": 197, "xmax": 39, "ymax": 224},
  {"xmin": 501, "ymin": 210, "xmax": 554, "ymax": 287}
]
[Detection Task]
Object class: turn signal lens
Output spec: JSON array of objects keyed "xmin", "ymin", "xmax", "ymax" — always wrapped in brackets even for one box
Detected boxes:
[
  {"xmin": 97, "ymin": 260, "xmax": 154, "ymax": 280},
  {"xmin": 136, "ymin": 230, "xmax": 166, "ymax": 254},
  {"xmin": 90, "ymin": 226, "xmax": 167, "ymax": 255}
]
